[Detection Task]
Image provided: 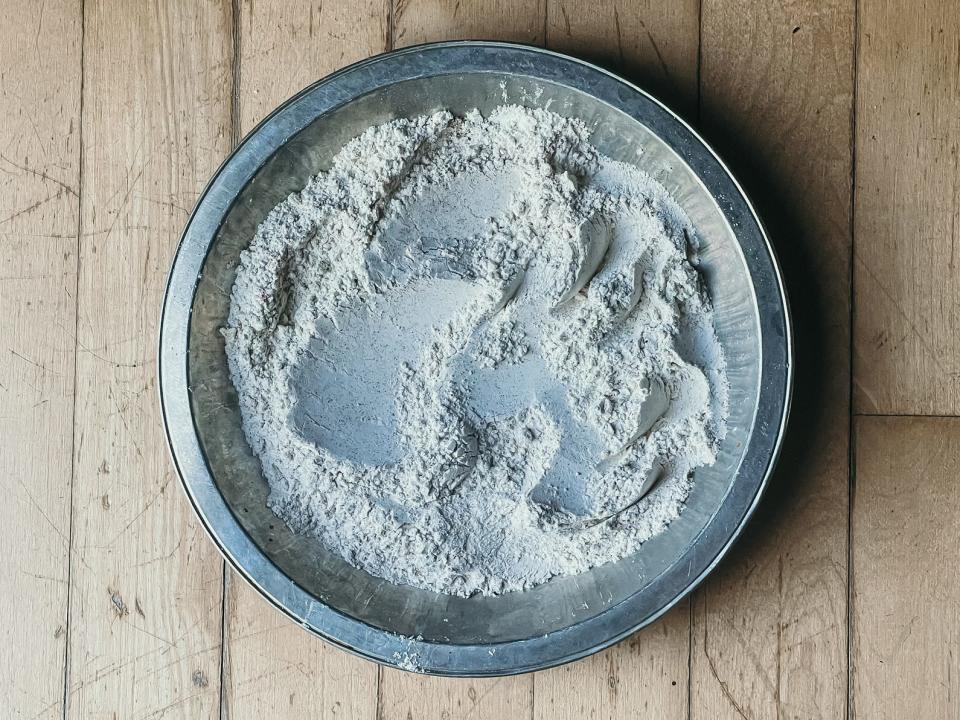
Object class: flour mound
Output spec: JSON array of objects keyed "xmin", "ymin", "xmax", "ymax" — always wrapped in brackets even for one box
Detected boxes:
[{"xmin": 224, "ymin": 106, "xmax": 728, "ymax": 596}]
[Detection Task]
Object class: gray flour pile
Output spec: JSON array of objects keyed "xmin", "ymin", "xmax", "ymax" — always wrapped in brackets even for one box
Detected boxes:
[{"xmin": 224, "ymin": 106, "xmax": 728, "ymax": 596}]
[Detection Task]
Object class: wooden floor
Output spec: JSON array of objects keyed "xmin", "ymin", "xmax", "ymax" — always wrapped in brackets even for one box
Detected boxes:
[{"xmin": 2, "ymin": 0, "xmax": 957, "ymax": 717}]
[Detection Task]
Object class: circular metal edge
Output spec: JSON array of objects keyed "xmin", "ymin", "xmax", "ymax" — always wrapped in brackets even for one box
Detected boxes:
[{"xmin": 158, "ymin": 40, "xmax": 793, "ymax": 677}]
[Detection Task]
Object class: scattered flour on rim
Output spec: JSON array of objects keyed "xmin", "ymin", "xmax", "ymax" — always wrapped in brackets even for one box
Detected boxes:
[{"xmin": 223, "ymin": 105, "xmax": 729, "ymax": 597}]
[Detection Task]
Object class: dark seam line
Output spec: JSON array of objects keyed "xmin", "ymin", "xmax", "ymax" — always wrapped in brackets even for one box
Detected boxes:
[
  {"xmin": 852, "ymin": 412, "xmax": 959, "ymax": 419},
  {"xmin": 388, "ymin": 0, "xmax": 395, "ymax": 51},
  {"xmin": 690, "ymin": 3, "xmax": 704, "ymax": 717},
  {"xmin": 687, "ymin": 597, "xmax": 694, "ymax": 720},
  {"xmin": 62, "ymin": 0, "xmax": 86, "ymax": 717},
  {"xmin": 847, "ymin": 0, "xmax": 861, "ymax": 718},
  {"xmin": 219, "ymin": 2, "xmax": 242, "ymax": 718},
  {"xmin": 542, "ymin": 0, "xmax": 548, "ymax": 47},
  {"xmin": 218, "ymin": 569, "xmax": 229, "ymax": 720},
  {"xmin": 530, "ymin": 670, "xmax": 536, "ymax": 720},
  {"xmin": 696, "ymin": 0, "xmax": 703, "ymax": 126}
]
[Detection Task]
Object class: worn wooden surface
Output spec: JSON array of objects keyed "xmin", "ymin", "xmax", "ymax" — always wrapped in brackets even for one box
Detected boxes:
[
  {"xmin": 691, "ymin": 1, "xmax": 854, "ymax": 718},
  {"xmin": 854, "ymin": 0, "xmax": 960, "ymax": 415},
  {"xmin": 2, "ymin": 0, "xmax": 957, "ymax": 717},
  {"xmin": 852, "ymin": 417, "xmax": 960, "ymax": 719},
  {"xmin": 66, "ymin": 2, "xmax": 232, "ymax": 718},
  {"xmin": 0, "ymin": 1, "xmax": 81, "ymax": 718}
]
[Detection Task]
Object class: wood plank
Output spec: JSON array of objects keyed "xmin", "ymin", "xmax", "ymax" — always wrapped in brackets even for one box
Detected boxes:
[
  {"xmin": 221, "ymin": 2, "xmax": 387, "ymax": 717},
  {"xmin": 533, "ymin": 602, "xmax": 690, "ymax": 720},
  {"xmin": 379, "ymin": 670, "xmax": 533, "ymax": 720},
  {"xmin": 392, "ymin": 0, "xmax": 545, "ymax": 47},
  {"xmin": 236, "ymin": 0, "xmax": 390, "ymax": 135},
  {"xmin": 692, "ymin": 1, "xmax": 854, "ymax": 718},
  {"xmin": 66, "ymin": 2, "xmax": 232, "ymax": 717},
  {"xmin": 380, "ymin": 3, "xmax": 700, "ymax": 717},
  {"xmin": 545, "ymin": 0, "xmax": 700, "ymax": 118},
  {"xmin": 222, "ymin": 599, "xmax": 377, "ymax": 718},
  {"xmin": 853, "ymin": 1, "xmax": 960, "ymax": 414},
  {"xmin": 533, "ymin": 3, "xmax": 699, "ymax": 718},
  {"xmin": 852, "ymin": 416, "xmax": 960, "ymax": 719},
  {"xmin": 0, "ymin": 0, "xmax": 81, "ymax": 716},
  {"xmin": 376, "ymin": 7, "xmax": 540, "ymax": 719}
]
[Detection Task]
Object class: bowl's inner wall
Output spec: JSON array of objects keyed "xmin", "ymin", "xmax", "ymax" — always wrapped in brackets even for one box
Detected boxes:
[{"xmin": 188, "ymin": 73, "xmax": 761, "ymax": 644}]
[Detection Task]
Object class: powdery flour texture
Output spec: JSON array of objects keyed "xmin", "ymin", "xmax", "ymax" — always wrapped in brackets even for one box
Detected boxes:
[{"xmin": 224, "ymin": 106, "xmax": 729, "ymax": 596}]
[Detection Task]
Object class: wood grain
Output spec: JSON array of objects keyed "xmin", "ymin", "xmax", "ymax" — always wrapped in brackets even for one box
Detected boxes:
[
  {"xmin": 0, "ymin": 0, "xmax": 81, "ymax": 716},
  {"xmin": 533, "ymin": 602, "xmax": 690, "ymax": 720},
  {"xmin": 692, "ymin": 1, "xmax": 854, "ymax": 718},
  {"xmin": 852, "ymin": 416, "xmax": 960, "ymax": 719},
  {"xmin": 223, "ymin": 590, "xmax": 376, "ymax": 718},
  {"xmin": 392, "ymin": 0, "xmax": 545, "ymax": 47},
  {"xmin": 380, "ymin": 671, "xmax": 533, "ymax": 720},
  {"xmin": 853, "ymin": 1, "xmax": 960, "ymax": 415},
  {"xmin": 545, "ymin": 0, "xmax": 700, "ymax": 118},
  {"xmin": 221, "ymin": 2, "xmax": 387, "ymax": 717},
  {"xmin": 236, "ymin": 0, "xmax": 390, "ymax": 133},
  {"xmin": 66, "ymin": 2, "xmax": 232, "ymax": 717}
]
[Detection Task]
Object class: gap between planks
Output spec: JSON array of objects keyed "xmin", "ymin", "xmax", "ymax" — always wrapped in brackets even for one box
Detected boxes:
[
  {"xmin": 847, "ymin": 0, "xmax": 861, "ymax": 715},
  {"xmin": 61, "ymin": 0, "xmax": 87, "ymax": 717},
  {"xmin": 219, "ymin": 1, "xmax": 243, "ymax": 719}
]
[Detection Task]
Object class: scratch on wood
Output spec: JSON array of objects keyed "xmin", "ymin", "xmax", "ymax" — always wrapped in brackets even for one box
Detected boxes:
[
  {"xmin": 0, "ymin": 190, "xmax": 64, "ymax": 224},
  {"xmin": 10, "ymin": 348, "xmax": 59, "ymax": 374},
  {"xmin": 99, "ymin": 162, "xmax": 147, "ymax": 245},
  {"xmin": 856, "ymin": 253, "xmax": 954, "ymax": 377},
  {"xmin": 638, "ymin": 18, "xmax": 671, "ymax": 81},
  {"xmin": 0, "ymin": 153, "xmax": 78, "ymax": 196},
  {"xmin": 702, "ymin": 603, "xmax": 752, "ymax": 720},
  {"xmin": 613, "ymin": 7, "xmax": 625, "ymax": 66}
]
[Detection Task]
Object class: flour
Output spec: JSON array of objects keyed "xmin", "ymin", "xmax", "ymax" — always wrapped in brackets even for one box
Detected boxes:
[
  {"xmin": 473, "ymin": 313, "xmax": 529, "ymax": 369},
  {"xmin": 223, "ymin": 106, "xmax": 729, "ymax": 597}
]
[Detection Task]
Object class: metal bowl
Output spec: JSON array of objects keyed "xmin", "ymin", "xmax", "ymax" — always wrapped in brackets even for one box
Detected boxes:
[{"xmin": 159, "ymin": 41, "xmax": 791, "ymax": 676}]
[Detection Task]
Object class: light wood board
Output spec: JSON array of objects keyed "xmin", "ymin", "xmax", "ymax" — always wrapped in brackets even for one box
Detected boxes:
[
  {"xmin": 852, "ymin": 416, "xmax": 960, "ymax": 719},
  {"xmin": 853, "ymin": 0, "xmax": 960, "ymax": 415},
  {"xmin": 65, "ymin": 1, "xmax": 232, "ymax": 717},
  {"xmin": 392, "ymin": 0, "xmax": 545, "ymax": 47},
  {"xmin": 0, "ymin": 0, "xmax": 81, "ymax": 717}
]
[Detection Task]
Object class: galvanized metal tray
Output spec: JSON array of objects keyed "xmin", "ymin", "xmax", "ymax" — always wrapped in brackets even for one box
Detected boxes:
[{"xmin": 159, "ymin": 41, "xmax": 792, "ymax": 676}]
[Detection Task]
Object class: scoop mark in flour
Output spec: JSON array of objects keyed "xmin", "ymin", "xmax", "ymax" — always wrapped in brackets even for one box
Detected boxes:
[{"xmin": 224, "ymin": 105, "xmax": 729, "ymax": 597}]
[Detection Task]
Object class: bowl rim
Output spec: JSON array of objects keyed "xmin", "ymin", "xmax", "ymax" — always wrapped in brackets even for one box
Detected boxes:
[{"xmin": 158, "ymin": 40, "xmax": 793, "ymax": 676}]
